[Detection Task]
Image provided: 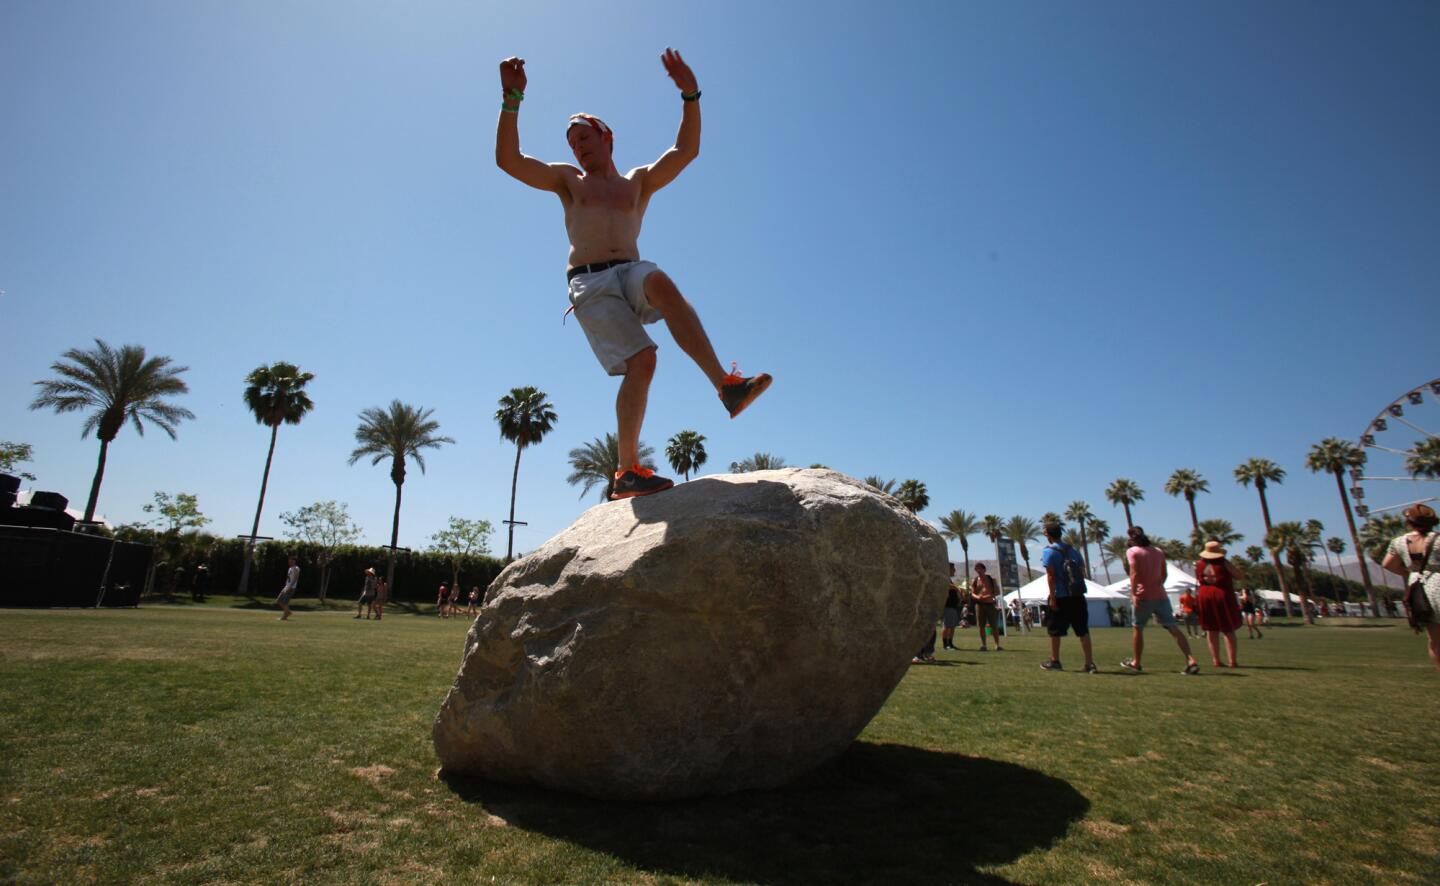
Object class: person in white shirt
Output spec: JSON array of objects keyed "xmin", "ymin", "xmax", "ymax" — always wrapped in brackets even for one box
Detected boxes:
[{"xmin": 276, "ymin": 555, "xmax": 299, "ymax": 620}]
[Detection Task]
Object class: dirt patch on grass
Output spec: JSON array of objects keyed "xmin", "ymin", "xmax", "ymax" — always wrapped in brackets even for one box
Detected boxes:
[
  {"xmin": 1081, "ymin": 820, "xmax": 1132, "ymax": 839},
  {"xmin": 1364, "ymin": 756, "xmax": 1401, "ymax": 772},
  {"xmin": 350, "ymin": 765, "xmax": 396, "ymax": 783}
]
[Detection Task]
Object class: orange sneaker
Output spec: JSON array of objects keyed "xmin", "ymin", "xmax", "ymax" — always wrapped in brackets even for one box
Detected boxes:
[
  {"xmin": 719, "ymin": 362, "xmax": 772, "ymax": 419},
  {"xmin": 610, "ymin": 464, "xmax": 674, "ymax": 500}
]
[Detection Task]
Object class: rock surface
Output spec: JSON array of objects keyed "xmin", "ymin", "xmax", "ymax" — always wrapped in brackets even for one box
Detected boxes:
[{"xmin": 432, "ymin": 468, "xmax": 947, "ymax": 800}]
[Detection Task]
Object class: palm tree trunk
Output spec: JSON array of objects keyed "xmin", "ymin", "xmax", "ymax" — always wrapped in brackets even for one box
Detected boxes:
[
  {"xmin": 506, "ymin": 442, "xmax": 523, "ymax": 562},
  {"xmin": 237, "ymin": 424, "xmax": 279, "ymax": 595},
  {"xmin": 83, "ymin": 437, "xmax": 111, "ymax": 523},
  {"xmin": 1099, "ymin": 551, "xmax": 1112, "ymax": 584},
  {"xmin": 1122, "ymin": 502, "xmax": 1133, "ymax": 531},
  {"xmin": 1257, "ymin": 485, "xmax": 1293, "ymax": 617},
  {"xmin": 387, "ymin": 471, "xmax": 403, "ymax": 593},
  {"xmin": 1293, "ymin": 559, "xmax": 1314, "ymax": 624},
  {"xmin": 1186, "ymin": 496, "xmax": 1199, "ymax": 536},
  {"xmin": 1333, "ymin": 470, "xmax": 1376, "ymax": 617},
  {"xmin": 962, "ymin": 544, "xmax": 971, "ymax": 585}
]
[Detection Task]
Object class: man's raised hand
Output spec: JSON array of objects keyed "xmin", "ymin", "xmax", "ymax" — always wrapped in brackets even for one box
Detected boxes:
[
  {"xmin": 661, "ymin": 48, "xmax": 697, "ymax": 94},
  {"xmin": 500, "ymin": 57, "xmax": 527, "ymax": 94}
]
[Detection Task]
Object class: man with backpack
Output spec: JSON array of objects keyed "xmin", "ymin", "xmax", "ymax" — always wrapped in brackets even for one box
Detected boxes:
[
  {"xmin": 1121, "ymin": 526, "xmax": 1200, "ymax": 675},
  {"xmin": 1039, "ymin": 523, "xmax": 1097, "ymax": 673}
]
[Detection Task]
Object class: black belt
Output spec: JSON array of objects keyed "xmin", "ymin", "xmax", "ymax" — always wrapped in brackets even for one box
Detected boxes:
[{"xmin": 567, "ymin": 258, "xmax": 636, "ymax": 280}]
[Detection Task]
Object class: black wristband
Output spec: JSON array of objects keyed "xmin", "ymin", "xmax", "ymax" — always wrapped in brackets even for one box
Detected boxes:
[{"xmin": 681, "ymin": 89, "xmax": 701, "ymax": 102}]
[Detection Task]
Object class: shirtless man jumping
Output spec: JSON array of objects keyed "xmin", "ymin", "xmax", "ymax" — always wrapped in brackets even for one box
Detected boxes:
[{"xmin": 496, "ymin": 49, "xmax": 771, "ymax": 500}]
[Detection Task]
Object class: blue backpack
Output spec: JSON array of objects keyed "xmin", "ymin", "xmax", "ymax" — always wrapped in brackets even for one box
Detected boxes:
[{"xmin": 1054, "ymin": 543, "xmax": 1087, "ymax": 595}]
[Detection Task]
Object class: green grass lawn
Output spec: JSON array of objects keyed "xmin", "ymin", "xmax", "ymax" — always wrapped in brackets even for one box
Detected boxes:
[{"xmin": 2, "ymin": 604, "xmax": 1438, "ymax": 885}]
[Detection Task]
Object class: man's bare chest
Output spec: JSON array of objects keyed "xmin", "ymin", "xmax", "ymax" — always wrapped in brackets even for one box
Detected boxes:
[{"xmin": 566, "ymin": 176, "xmax": 643, "ymax": 213}]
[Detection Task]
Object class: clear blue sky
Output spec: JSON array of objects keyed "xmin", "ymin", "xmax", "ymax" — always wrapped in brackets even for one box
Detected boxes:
[{"xmin": 3, "ymin": 0, "xmax": 1436, "ymax": 573}]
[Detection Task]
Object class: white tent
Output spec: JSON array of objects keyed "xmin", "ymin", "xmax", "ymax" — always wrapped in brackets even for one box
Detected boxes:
[
  {"xmin": 1104, "ymin": 563, "xmax": 1200, "ymax": 608},
  {"xmin": 1004, "ymin": 574, "xmax": 1133, "ymax": 628}
]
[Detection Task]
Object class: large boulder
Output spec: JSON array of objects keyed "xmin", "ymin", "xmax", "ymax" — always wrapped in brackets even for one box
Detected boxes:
[{"xmin": 432, "ymin": 468, "xmax": 947, "ymax": 800}]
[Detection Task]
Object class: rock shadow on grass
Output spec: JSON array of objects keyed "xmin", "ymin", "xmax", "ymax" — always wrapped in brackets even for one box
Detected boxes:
[{"xmin": 440, "ymin": 740, "xmax": 1089, "ymax": 885}]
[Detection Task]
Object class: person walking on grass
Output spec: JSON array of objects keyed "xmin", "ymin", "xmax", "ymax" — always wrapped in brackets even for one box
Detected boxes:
[
  {"xmin": 356, "ymin": 567, "xmax": 377, "ymax": 619},
  {"xmin": 1240, "ymin": 587, "xmax": 1263, "ymax": 639},
  {"xmin": 437, "ymin": 583, "xmax": 450, "ymax": 618},
  {"xmin": 1381, "ymin": 504, "xmax": 1440, "ymax": 671},
  {"xmin": 1196, "ymin": 541, "xmax": 1243, "ymax": 668},
  {"xmin": 941, "ymin": 564, "xmax": 962, "ymax": 650},
  {"xmin": 494, "ymin": 51, "xmax": 771, "ymax": 500},
  {"xmin": 1039, "ymin": 523, "xmax": 1095, "ymax": 673},
  {"xmin": 275, "ymin": 555, "xmax": 299, "ymax": 621},
  {"xmin": 467, "ymin": 586, "xmax": 481, "ymax": 616},
  {"xmin": 1178, "ymin": 586, "xmax": 1200, "ymax": 637},
  {"xmin": 1122, "ymin": 527, "xmax": 1200, "ymax": 675},
  {"xmin": 971, "ymin": 563, "xmax": 1003, "ymax": 651},
  {"xmin": 374, "ymin": 576, "xmax": 388, "ymax": 621}
]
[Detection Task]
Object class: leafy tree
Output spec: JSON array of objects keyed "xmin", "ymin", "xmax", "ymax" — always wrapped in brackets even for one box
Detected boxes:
[
  {"xmin": 1005, "ymin": 515, "xmax": 1040, "ymax": 589},
  {"xmin": 1267, "ymin": 521, "xmax": 1319, "ymax": 623},
  {"xmin": 1406, "ymin": 436, "xmax": 1440, "ymax": 479},
  {"xmin": 429, "ymin": 516, "xmax": 495, "ymax": 600},
  {"xmin": 1102, "ymin": 536, "xmax": 1130, "ymax": 580},
  {"xmin": 1164, "ymin": 468, "xmax": 1209, "ymax": 536},
  {"xmin": 1244, "ymin": 545, "xmax": 1265, "ymax": 564},
  {"xmin": 1235, "ymin": 457, "xmax": 1293, "ymax": 616},
  {"xmin": 1154, "ymin": 536, "xmax": 1190, "ymax": 562},
  {"xmin": 495, "ymin": 387, "xmax": 558, "ymax": 562},
  {"xmin": 1192, "ymin": 518, "xmax": 1242, "ymax": 556},
  {"xmin": 1359, "ymin": 514, "xmax": 1405, "ymax": 595},
  {"xmin": 863, "ymin": 476, "xmax": 896, "ymax": 494},
  {"xmin": 730, "ymin": 452, "xmax": 786, "ymax": 473},
  {"xmin": 0, "ymin": 441, "xmax": 36, "ymax": 482},
  {"xmin": 937, "ymin": 509, "xmax": 981, "ymax": 583},
  {"xmin": 568, "ymin": 434, "xmax": 655, "ymax": 502},
  {"xmin": 1306, "ymin": 438, "xmax": 1375, "ymax": 616},
  {"xmin": 894, "ymin": 479, "xmax": 929, "ymax": 513},
  {"xmin": 238, "ymin": 361, "xmax": 316, "ymax": 594},
  {"xmin": 1064, "ymin": 501, "xmax": 1096, "ymax": 578},
  {"xmin": 280, "ymin": 500, "xmax": 362, "ymax": 601},
  {"xmin": 1088, "ymin": 517, "xmax": 1113, "ymax": 582},
  {"xmin": 143, "ymin": 491, "xmax": 210, "ymax": 535},
  {"xmin": 665, "ymin": 430, "xmax": 708, "ymax": 481},
  {"xmin": 1104, "ymin": 478, "xmax": 1144, "ymax": 531},
  {"xmin": 29, "ymin": 339, "xmax": 193, "ymax": 522},
  {"xmin": 1038, "ymin": 511, "xmax": 1064, "ymax": 529},
  {"xmin": 1327, "ymin": 536, "xmax": 1349, "ymax": 582},
  {"xmin": 348, "ymin": 401, "xmax": 455, "ymax": 591}
]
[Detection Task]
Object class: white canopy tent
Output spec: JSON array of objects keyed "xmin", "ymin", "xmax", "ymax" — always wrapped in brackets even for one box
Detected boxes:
[
  {"xmin": 1103, "ymin": 563, "xmax": 1200, "ymax": 608},
  {"xmin": 1004, "ymin": 574, "xmax": 1134, "ymax": 628}
]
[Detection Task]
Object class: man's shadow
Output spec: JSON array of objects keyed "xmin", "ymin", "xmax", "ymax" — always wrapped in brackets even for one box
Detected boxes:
[{"xmin": 441, "ymin": 741, "xmax": 1089, "ymax": 885}]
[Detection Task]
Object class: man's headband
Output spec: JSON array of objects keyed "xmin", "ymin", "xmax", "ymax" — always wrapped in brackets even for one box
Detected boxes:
[{"xmin": 567, "ymin": 114, "xmax": 613, "ymax": 143}]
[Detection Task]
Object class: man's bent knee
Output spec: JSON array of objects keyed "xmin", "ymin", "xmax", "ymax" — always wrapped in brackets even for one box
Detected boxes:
[
  {"xmin": 623, "ymin": 346, "xmax": 657, "ymax": 377},
  {"xmin": 643, "ymin": 270, "xmax": 684, "ymax": 312}
]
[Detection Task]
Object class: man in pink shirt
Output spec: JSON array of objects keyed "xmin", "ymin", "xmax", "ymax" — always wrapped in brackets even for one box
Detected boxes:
[{"xmin": 1121, "ymin": 526, "xmax": 1200, "ymax": 675}]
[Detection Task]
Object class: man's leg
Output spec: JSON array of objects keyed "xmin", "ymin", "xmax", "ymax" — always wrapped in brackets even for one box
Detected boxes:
[
  {"xmin": 1166, "ymin": 625, "xmax": 1197, "ymax": 664},
  {"xmin": 1131, "ymin": 626, "xmax": 1145, "ymax": 667},
  {"xmin": 1079, "ymin": 633, "xmax": 1094, "ymax": 669},
  {"xmin": 616, "ymin": 347, "xmax": 657, "ymax": 469},
  {"xmin": 643, "ymin": 271, "xmax": 726, "ymax": 389},
  {"xmin": 1049, "ymin": 635, "xmax": 1062, "ymax": 663}
]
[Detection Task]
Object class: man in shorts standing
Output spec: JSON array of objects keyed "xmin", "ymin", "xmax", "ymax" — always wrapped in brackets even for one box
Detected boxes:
[
  {"xmin": 1039, "ymin": 523, "xmax": 1096, "ymax": 672},
  {"xmin": 971, "ymin": 563, "xmax": 1003, "ymax": 651},
  {"xmin": 495, "ymin": 50, "xmax": 771, "ymax": 499},
  {"xmin": 1122, "ymin": 526, "xmax": 1200, "ymax": 674}
]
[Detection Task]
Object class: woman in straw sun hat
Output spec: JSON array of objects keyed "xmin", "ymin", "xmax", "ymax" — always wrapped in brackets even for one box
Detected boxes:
[
  {"xmin": 1195, "ymin": 540, "xmax": 1243, "ymax": 668},
  {"xmin": 1381, "ymin": 504, "xmax": 1440, "ymax": 671}
]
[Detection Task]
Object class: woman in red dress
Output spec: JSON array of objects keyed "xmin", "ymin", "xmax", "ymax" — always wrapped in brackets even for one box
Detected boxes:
[{"xmin": 1195, "ymin": 541, "xmax": 1243, "ymax": 667}]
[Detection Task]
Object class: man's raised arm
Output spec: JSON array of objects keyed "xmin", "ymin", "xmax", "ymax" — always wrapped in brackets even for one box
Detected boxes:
[
  {"xmin": 495, "ymin": 57, "xmax": 564, "ymax": 192},
  {"xmin": 640, "ymin": 48, "xmax": 701, "ymax": 196}
]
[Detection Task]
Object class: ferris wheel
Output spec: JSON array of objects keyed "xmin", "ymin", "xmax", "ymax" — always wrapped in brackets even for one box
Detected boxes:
[{"xmin": 1355, "ymin": 379, "xmax": 1440, "ymax": 520}]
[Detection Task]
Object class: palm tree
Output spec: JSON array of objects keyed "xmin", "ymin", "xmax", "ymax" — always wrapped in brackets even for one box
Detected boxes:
[
  {"xmin": 665, "ymin": 430, "xmax": 707, "ymax": 481},
  {"xmin": 495, "ymin": 387, "xmax": 558, "ymax": 562},
  {"xmin": 1327, "ymin": 537, "xmax": 1349, "ymax": 582},
  {"xmin": 1102, "ymin": 536, "xmax": 1130, "ymax": 580},
  {"xmin": 1006, "ymin": 516, "xmax": 1040, "ymax": 587},
  {"xmin": 29, "ymin": 339, "xmax": 193, "ymax": 523},
  {"xmin": 1193, "ymin": 518, "xmax": 1242, "ymax": 555},
  {"xmin": 237, "ymin": 361, "xmax": 315, "ymax": 594},
  {"xmin": 1064, "ymin": 501, "xmax": 1096, "ymax": 578},
  {"xmin": 1164, "ymin": 468, "xmax": 1210, "ymax": 537},
  {"xmin": 1406, "ymin": 436, "xmax": 1440, "ymax": 478},
  {"xmin": 981, "ymin": 514, "xmax": 1005, "ymax": 583},
  {"xmin": 863, "ymin": 476, "xmax": 896, "ymax": 494},
  {"xmin": 1305, "ymin": 518, "xmax": 1333, "ymax": 584},
  {"xmin": 1234, "ymin": 457, "xmax": 1293, "ymax": 616},
  {"xmin": 938, "ymin": 509, "xmax": 981, "ymax": 584},
  {"xmin": 1104, "ymin": 478, "xmax": 1144, "ymax": 531},
  {"xmin": 1088, "ymin": 517, "xmax": 1113, "ymax": 582},
  {"xmin": 568, "ymin": 434, "xmax": 655, "ymax": 502},
  {"xmin": 730, "ymin": 452, "xmax": 786, "ymax": 473},
  {"xmin": 348, "ymin": 401, "xmax": 455, "ymax": 589},
  {"xmin": 1039, "ymin": 511, "xmax": 1064, "ymax": 529},
  {"xmin": 894, "ymin": 479, "xmax": 929, "ymax": 513},
  {"xmin": 1306, "ymin": 438, "xmax": 1376, "ymax": 616},
  {"xmin": 1267, "ymin": 521, "xmax": 1318, "ymax": 623},
  {"xmin": 1244, "ymin": 545, "xmax": 1265, "ymax": 564},
  {"xmin": 1359, "ymin": 514, "xmax": 1405, "ymax": 596}
]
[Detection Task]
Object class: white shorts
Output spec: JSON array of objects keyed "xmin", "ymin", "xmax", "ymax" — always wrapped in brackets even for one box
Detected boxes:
[{"xmin": 567, "ymin": 260, "xmax": 663, "ymax": 375}]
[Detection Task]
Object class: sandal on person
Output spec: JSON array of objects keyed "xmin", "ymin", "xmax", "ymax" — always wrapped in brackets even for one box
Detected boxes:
[
  {"xmin": 1120, "ymin": 658, "xmax": 1142, "ymax": 672},
  {"xmin": 1183, "ymin": 662, "xmax": 1201, "ymax": 675}
]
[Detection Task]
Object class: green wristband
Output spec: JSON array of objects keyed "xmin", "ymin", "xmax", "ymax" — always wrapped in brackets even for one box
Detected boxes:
[
  {"xmin": 505, "ymin": 88, "xmax": 525, "ymax": 104},
  {"xmin": 500, "ymin": 103, "xmax": 519, "ymax": 113}
]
